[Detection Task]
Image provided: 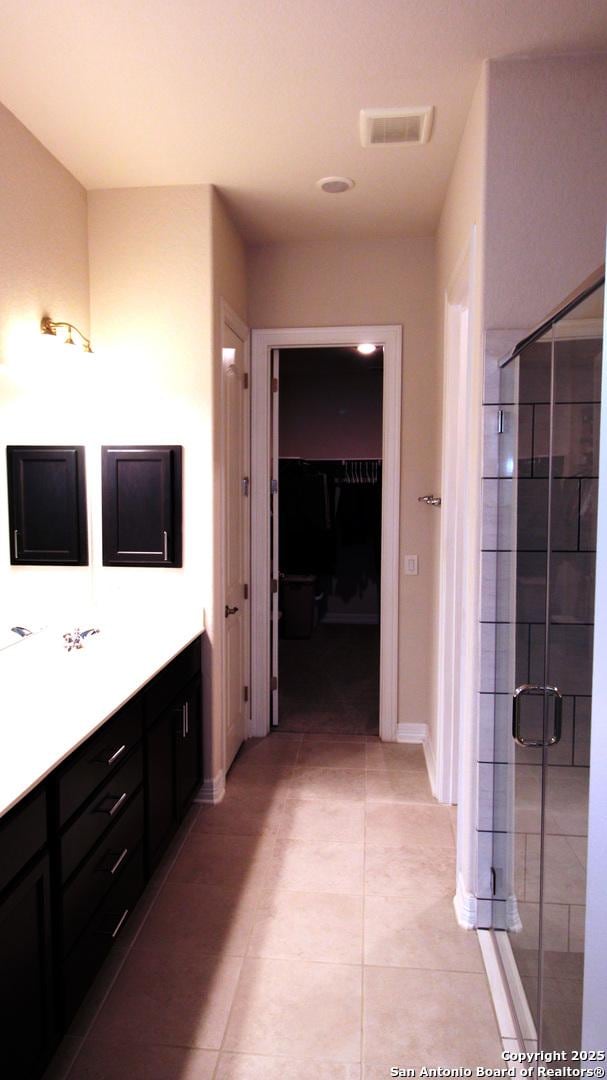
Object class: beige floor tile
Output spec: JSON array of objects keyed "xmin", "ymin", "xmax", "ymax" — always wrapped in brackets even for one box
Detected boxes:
[
  {"xmin": 303, "ymin": 733, "xmax": 371, "ymax": 743},
  {"xmin": 363, "ymin": 967, "xmax": 502, "ymax": 1065},
  {"xmin": 269, "ymin": 837, "xmax": 365, "ymax": 895},
  {"xmin": 135, "ymin": 882, "xmax": 256, "ymax": 955},
  {"xmin": 365, "ymin": 803, "xmax": 454, "ymax": 849},
  {"xmin": 289, "ymin": 767, "xmax": 366, "ymax": 802},
  {"xmin": 193, "ymin": 789, "xmax": 286, "ymax": 836},
  {"xmin": 364, "ymin": 743, "xmax": 426, "ymax": 771},
  {"xmin": 237, "ymin": 735, "xmax": 303, "ymax": 766},
  {"xmin": 248, "ymin": 889, "xmax": 364, "ymax": 963},
  {"xmin": 67, "ymin": 1041, "xmax": 218, "ymax": 1079},
  {"xmin": 364, "ymin": 894, "xmax": 484, "ymax": 972},
  {"xmin": 280, "ymin": 798, "xmax": 365, "ymax": 843},
  {"xmin": 215, "ymin": 1054, "xmax": 361, "ymax": 1079},
  {"xmin": 365, "ymin": 770, "xmax": 434, "ymax": 804},
  {"xmin": 223, "ymin": 956, "xmax": 362, "ymax": 1061},
  {"xmin": 168, "ymin": 832, "xmax": 275, "ymax": 903},
  {"xmin": 87, "ymin": 945, "xmax": 242, "ymax": 1049},
  {"xmin": 365, "ymin": 845, "xmax": 455, "ymax": 898},
  {"xmin": 297, "ymin": 741, "xmax": 367, "ymax": 770},
  {"xmin": 227, "ymin": 759, "xmax": 295, "ymax": 792}
]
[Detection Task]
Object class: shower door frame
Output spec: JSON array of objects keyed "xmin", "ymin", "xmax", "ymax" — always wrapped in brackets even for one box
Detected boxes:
[{"xmin": 485, "ymin": 274, "xmax": 605, "ymax": 1051}]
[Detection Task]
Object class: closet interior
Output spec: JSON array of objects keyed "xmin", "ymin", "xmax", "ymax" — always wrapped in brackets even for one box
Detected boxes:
[{"xmin": 276, "ymin": 346, "xmax": 384, "ymax": 735}]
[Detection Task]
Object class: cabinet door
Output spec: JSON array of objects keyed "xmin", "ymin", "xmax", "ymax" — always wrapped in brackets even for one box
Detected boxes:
[
  {"xmin": 7, "ymin": 446, "xmax": 88, "ymax": 565},
  {"xmin": 145, "ymin": 705, "xmax": 178, "ymax": 872},
  {"xmin": 102, "ymin": 446, "xmax": 182, "ymax": 566},
  {"xmin": 175, "ymin": 678, "xmax": 203, "ymax": 818},
  {"xmin": 0, "ymin": 854, "xmax": 54, "ymax": 1079}
]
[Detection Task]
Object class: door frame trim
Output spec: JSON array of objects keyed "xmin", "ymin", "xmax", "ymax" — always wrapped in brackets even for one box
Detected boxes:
[
  {"xmin": 220, "ymin": 300, "xmax": 251, "ymax": 769},
  {"xmin": 250, "ymin": 324, "xmax": 402, "ymax": 741}
]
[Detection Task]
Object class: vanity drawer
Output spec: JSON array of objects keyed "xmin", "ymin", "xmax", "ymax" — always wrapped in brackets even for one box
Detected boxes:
[
  {"xmin": 61, "ymin": 745, "xmax": 143, "ymax": 883},
  {"xmin": 143, "ymin": 636, "xmax": 201, "ymax": 727},
  {"xmin": 59, "ymin": 698, "xmax": 143, "ymax": 826},
  {"xmin": 63, "ymin": 844, "xmax": 144, "ymax": 1026},
  {"xmin": 62, "ymin": 789, "xmax": 144, "ymax": 954},
  {"xmin": 0, "ymin": 787, "xmax": 47, "ymax": 896}
]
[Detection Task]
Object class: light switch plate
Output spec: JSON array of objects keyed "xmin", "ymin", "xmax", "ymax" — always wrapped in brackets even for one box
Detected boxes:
[{"xmin": 405, "ymin": 554, "xmax": 418, "ymax": 575}]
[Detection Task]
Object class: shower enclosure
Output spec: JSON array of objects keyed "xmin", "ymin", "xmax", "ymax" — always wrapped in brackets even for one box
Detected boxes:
[{"xmin": 490, "ymin": 276, "xmax": 604, "ymax": 1050}]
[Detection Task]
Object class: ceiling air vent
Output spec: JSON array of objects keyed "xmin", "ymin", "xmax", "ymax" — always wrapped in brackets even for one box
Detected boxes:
[{"xmin": 360, "ymin": 106, "xmax": 434, "ymax": 147}]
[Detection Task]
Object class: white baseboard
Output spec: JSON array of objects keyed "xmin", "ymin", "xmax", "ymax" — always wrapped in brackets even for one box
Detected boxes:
[
  {"xmin": 454, "ymin": 876, "xmax": 477, "ymax": 929},
  {"xmin": 423, "ymin": 735, "xmax": 437, "ymax": 794},
  {"xmin": 322, "ymin": 612, "xmax": 380, "ymax": 625},
  {"xmin": 396, "ymin": 722, "xmax": 428, "ymax": 743},
  {"xmin": 194, "ymin": 770, "xmax": 226, "ymax": 804}
]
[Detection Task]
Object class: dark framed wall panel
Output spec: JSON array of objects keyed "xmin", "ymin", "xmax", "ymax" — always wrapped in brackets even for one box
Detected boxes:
[
  {"xmin": 7, "ymin": 446, "xmax": 88, "ymax": 565},
  {"xmin": 102, "ymin": 446, "xmax": 183, "ymax": 567}
]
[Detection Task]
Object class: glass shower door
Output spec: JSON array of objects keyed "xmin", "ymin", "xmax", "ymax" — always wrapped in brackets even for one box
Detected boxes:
[{"xmin": 494, "ymin": 280, "xmax": 603, "ymax": 1052}]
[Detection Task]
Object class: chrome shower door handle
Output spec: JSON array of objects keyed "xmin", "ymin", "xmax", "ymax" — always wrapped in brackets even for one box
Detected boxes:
[{"xmin": 512, "ymin": 683, "xmax": 563, "ymax": 747}]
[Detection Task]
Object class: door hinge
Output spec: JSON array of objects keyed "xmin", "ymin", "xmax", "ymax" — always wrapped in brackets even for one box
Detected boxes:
[
  {"xmin": 271, "ymin": 676, "xmax": 278, "ymax": 692},
  {"xmin": 271, "ymin": 578, "xmax": 278, "ymax": 594},
  {"xmin": 271, "ymin": 478, "xmax": 278, "ymax": 495},
  {"xmin": 490, "ymin": 866, "xmax": 497, "ymax": 895},
  {"xmin": 497, "ymin": 409, "xmax": 505, "ymax": 434},
  {"xmin": 243, "ymin": 372, "xmax": 249, "ymax": 389},
  {"xmin": 272, "ymin": 377, "xmax": 278, "ymax": 393},
  {"xmin": 242, "ymin": 476, "xmax": 250, "ymax": 496},
  {"xmin": 244, "ymin": 685, "xmax": 249, "ymax": 703},
  {"xmin": 243, "ymin": 583, "xmax": 249, "ymax": 600}
]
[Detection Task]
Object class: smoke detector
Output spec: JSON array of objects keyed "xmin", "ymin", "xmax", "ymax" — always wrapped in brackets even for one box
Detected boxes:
[{"xmin": 360, "ymin": 106, "xmax": 434, "ymax": 147}]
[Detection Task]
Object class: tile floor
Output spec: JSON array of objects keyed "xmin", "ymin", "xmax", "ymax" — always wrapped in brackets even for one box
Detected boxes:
[{"xmin": 45, "ymin": 735, "xmax": 503, "ymax": 1079}]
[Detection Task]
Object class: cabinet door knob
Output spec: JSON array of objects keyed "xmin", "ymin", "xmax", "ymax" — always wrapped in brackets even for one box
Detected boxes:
[{"xmin": 225, "ymin": 605, "xmax": 239, "ymax": 618}]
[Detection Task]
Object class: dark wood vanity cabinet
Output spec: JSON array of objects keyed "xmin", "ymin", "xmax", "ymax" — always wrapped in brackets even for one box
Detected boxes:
[
  {"xmin": 0, "ymin": 635, "xmax": 203, "ymax": 1077},
  {"xmin": 144, "ymin": 637, "xmax": 203, "ymax": 872},
  {"xmin": 0, "ymin": 791, "xmax": 54, "ymax": 1080},
  {"xmin": 101, "ymin": 445, "xmax": 183, "ymax": 567},
  {"xmin": 7, "ymin": 445, "xmax": 88, "ymax": 565}
]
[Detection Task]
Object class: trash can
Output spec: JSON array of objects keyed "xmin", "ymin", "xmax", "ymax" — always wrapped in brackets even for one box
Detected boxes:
[{"xmin": 280, "ymin": 574, "xmax": 317, "ymax": 638}]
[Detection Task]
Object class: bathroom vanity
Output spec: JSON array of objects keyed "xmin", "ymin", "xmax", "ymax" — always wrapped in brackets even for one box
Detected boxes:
[{"xmin": 0, "ymin": 623, "xmax": 203, "ymax": 1079}]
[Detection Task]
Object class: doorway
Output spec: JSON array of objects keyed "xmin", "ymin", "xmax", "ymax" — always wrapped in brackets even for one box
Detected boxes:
[
  {"xmin": 250, "ymin": 325, "xmax": 402, "ymax": 742},
  {"xmin": 275, "ymin": 347, "xmax": 383, "ymax": 735}
]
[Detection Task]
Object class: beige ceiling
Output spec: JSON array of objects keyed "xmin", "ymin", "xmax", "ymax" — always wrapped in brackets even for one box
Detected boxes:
[{"xmin": 0, "ymin": 1, "xmax": 606, "ymax": 243}]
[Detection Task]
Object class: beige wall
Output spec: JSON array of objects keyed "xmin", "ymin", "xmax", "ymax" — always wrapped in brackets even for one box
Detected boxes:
[
  {"xmin": 0, "ymin": 102, "xmax": 90, "ymax": 623},
  {"xmin": 248, "ymin": 237, "xmax": 438, "ymax": 730},
  {"xmin": 88, "ymin": 185, "xmax": 214, "ymax": 622},
  {"xmin": 485, "ymin": 54, "xmax": 607, "ymax": 330}
]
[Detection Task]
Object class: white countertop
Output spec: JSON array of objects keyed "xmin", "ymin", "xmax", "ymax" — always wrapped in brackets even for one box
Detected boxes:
[{"xmin": 0, "ymin": 612, "xmax": 204, "ymax": 819}]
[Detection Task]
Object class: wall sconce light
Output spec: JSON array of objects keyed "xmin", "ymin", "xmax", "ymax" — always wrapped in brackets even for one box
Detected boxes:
[{"xmin": 41, "ymin": 316, "xmax": 93, "ymax": 353}]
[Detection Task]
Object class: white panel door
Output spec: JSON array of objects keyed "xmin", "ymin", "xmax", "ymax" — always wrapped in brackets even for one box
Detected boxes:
[{"xmin": 223, "ymin": 321, "xmax": 250, "ymax": 770}]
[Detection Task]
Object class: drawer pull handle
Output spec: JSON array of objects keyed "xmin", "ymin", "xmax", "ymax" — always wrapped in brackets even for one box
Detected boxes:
[
  {"xmin": 182, "ymin": 701, "xmax": 189, "ymax": 738},
  {"xmin": 109, "ymin": 847, "xmax": 129, "ymax": 876},
  {"xmin": 106, "ymin": 744, "xmax": 127, "ymax": 766},
  {"xmin": 97, "ymin": 908, "xmax": 130, "ymax": 940},
  {"xmin": 97, "ymin": 791, "xmax": 128, "ymax": 817}
]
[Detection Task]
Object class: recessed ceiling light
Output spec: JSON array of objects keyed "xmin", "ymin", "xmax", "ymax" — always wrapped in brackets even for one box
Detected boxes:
[
  {"xmin": 357, "ymin": 343, "xmax": 377, "ymax": 355},
  {"xmin": 316, "ymin": 176, "xmax": 355, "ymax": 194}
]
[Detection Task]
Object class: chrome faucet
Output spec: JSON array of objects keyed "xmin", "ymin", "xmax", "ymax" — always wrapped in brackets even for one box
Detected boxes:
[{"xmin": 63, "ymin": 627, "xmax": 100, "ymax": 651}]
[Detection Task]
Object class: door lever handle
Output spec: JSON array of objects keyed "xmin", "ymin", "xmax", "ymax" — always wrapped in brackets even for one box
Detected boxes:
[{"xmin": 225, "ymin": 605, "xmax": 239, "ymax": 618}]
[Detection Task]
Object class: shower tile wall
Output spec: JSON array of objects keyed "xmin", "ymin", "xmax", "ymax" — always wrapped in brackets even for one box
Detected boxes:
[{"xmin": 478, "ymin": 335, "xmax": 600, "ymax": 951}]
